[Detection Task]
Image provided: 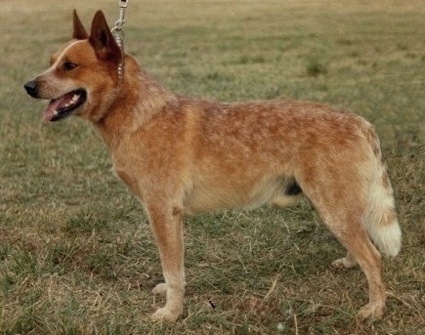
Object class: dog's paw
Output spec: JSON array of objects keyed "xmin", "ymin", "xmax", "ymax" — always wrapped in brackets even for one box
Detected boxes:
[
  {"xmin": 331, "ymin": 257, "xmax": 356, "ymax": 269},
  {"xmin": 357, "ymin": 302, "xmax": 384, "ymax": 319},
  {"xmin": 152, "ymin": 283, "xmax": 167, "ymax": 295},
  {"xmin": 151, "ymin": 307, "xmax": 180, "ymax": 322}
]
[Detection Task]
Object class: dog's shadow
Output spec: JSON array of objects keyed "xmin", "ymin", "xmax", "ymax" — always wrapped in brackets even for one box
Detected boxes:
[{"xmin": 183, "ymin": 205, "xmax": 342, "ymax": 294}]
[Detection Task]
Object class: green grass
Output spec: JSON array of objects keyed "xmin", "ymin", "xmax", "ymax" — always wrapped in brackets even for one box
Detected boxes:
[{"xmin": 1, "ymin": 0, "xmax": 425, "ymax": 334}]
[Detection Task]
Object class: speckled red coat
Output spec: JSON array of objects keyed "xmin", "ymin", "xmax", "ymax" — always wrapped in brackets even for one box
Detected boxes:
[{"xmin": 24, "ymin": 10, "xmax": 401, "ymax": 322}]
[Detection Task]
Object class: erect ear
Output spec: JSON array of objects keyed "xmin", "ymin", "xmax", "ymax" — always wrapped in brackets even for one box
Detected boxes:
[
  {"xmin": 72, "ymin": 10, "xmax": 89, "ymax": 40},
  {"xmin": 89, "ymin": 10, "xmax": 122, "ymax": 64}
]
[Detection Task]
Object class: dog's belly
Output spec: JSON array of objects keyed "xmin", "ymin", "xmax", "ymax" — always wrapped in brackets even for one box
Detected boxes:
[{"xmin": 183, "ymin": 174, "xmax": 300, "ymax": 214}]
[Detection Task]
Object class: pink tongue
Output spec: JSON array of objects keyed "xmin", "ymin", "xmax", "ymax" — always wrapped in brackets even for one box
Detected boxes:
[
  {"xmin": 44, "ymin": 99, "xmax": 62, "ymax": 121},
  {"xmin": 43, "ymin": 92, "xmax": 75, "ymax": 122}
]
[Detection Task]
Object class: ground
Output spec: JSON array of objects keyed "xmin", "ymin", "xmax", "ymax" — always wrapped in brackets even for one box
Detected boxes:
[{"xmin": 0, "ymin": 0, "xmax": 424, "ymax": 334}]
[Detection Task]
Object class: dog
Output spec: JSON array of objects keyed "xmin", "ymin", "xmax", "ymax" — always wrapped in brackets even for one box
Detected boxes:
[{"xmin": 24, "ymin": 10, "xmax": 401, "ymax": 322}]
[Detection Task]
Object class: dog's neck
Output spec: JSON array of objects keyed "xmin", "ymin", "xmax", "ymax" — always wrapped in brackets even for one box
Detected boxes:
[{"xmin": 93, "ymin": 55, "xmax": 177, "ymax": 150}]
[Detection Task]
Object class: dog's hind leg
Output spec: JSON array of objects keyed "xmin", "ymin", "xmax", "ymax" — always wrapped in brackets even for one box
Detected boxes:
[
  {"xmin": 298, "ymin": 155, "xmax": 387, "ymax": 319},
  {"xmin": 308, "ymin": 193, "xmax": 386, "ymax": 319},
  {"xmin": 333, "ymin": 220, "xmax": 385, "ymax": 319},
  {"xmin": 145, "ymin": 202, "xmax": 186, "ymax": 322}
]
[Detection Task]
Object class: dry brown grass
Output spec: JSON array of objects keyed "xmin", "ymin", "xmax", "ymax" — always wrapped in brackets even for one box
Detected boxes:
[{"xmin": 1, "ymin": 0, "xmax": 424, "ymax": 334}]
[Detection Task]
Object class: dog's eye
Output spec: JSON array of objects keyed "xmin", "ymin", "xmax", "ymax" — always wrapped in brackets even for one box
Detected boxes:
[{"xmin": 63, "ymin": 62, "xmax": 78, "ymax": 71}]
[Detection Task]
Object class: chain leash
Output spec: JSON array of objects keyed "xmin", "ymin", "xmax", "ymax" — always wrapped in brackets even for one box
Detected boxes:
[{"xmin": 111, "ymin": 0, "xmax": 129, "ymax": 82}]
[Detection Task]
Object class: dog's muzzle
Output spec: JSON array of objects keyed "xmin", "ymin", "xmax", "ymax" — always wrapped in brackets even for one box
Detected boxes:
[{"xmin": 24, "ymin": 78, "xmax": 88, "ymax": 122}]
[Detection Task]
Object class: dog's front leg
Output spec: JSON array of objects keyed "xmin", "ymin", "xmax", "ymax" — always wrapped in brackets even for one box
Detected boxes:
[{"xmin": 146, "ymin": 202, "xmax": 185, "ymax": 322}]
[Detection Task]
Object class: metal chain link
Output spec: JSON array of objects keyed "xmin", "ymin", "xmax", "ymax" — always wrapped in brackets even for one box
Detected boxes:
[{"xmin": 111, "ymin": 0, "xmax": 129, "ymax": 82}]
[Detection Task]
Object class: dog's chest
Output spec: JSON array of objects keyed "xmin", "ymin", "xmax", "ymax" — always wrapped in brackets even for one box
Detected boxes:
[
  {"xmin": 111, "ymin": 148, "xmax": 148, "ymax": 201},
  {"xmin": 113, "ymin": 166, "xmax": 143, "ymax": 199}
]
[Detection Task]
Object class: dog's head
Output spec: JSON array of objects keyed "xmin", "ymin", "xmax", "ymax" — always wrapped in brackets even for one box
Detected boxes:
[{"xmin": 24, "ymin": 10, "xmax": 122, "ymax": 122}]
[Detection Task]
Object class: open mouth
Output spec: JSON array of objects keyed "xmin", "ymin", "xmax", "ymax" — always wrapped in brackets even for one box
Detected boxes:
[{"xmin": 44, "ymin": 89, "xmax": 87, "ymax": 122}]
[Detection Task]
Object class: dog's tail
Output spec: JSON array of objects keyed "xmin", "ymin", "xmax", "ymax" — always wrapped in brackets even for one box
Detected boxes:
[{"xmin": 364, "ymin": 128, "xmax": 401, "ymax": 257}]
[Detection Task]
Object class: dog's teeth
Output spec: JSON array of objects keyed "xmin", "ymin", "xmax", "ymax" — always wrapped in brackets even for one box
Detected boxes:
[
  {"xmin": 53, "ymin": 110, "xmax": 59, "ymax": 116},
  {"xmin": 61, "ymin": 94, "xmax": 79, "ymax": 108}
]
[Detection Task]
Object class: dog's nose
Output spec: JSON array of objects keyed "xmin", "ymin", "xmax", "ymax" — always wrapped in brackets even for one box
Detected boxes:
[{"xmin": 24, "ymin": 80, "xmax": 39, "ymax": 98}]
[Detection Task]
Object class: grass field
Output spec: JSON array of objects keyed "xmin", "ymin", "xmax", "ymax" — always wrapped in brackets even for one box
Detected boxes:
[{"xmin": 1, "ymin": 0, "xmax": 424, "ymax": 334}]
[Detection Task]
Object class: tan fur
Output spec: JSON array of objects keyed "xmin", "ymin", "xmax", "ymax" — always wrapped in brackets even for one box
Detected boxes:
[{"xmin": 25, "ymin": 10, "xmax": 401, "ymax": 321}]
